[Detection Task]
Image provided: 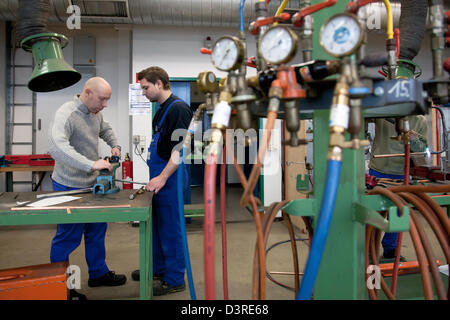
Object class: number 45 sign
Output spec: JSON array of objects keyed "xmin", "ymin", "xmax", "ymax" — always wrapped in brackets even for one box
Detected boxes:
[{"xmin": 388, "ymin": 80, "xmax": 411, "ymax": 99}]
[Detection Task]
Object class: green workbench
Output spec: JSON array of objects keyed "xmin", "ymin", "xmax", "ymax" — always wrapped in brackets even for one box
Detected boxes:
[{"xmin": 0, "ymin": 189, "xmax": 153, "ymax": 300}]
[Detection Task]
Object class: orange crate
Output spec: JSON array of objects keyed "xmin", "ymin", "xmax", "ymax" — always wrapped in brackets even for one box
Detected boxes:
[{"xmin": 0, "ymin": 262, "xmax": 68, "ymax": 300}]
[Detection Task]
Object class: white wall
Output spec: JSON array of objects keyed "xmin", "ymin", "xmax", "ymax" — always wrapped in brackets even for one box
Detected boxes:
[{"xmin": 131, "ymin": 25, "xmax": 262, "ymax": 183}]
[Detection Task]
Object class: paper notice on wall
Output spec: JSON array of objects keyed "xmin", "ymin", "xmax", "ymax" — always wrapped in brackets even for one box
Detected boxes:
[{"xmin": 129, "ymin": 83, "xmax": 151, "ymax": 115}]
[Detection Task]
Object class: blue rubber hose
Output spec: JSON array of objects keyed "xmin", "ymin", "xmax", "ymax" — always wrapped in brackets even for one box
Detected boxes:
[
  {"xmin": 240, "ymin": 0, "xmax": 246, "ymax": 33},
  {"xmin": 296, "ymin": 159, "xmax": 342, "ymax": 300},
  {"xmin": 178, "ymin": 147, "xmax": 196, "ymax": 300}
]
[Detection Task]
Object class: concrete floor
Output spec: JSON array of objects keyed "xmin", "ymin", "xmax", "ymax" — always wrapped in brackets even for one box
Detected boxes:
[{"xmin": 0, "ymin": 185, "xmax": 447, "ymax": 300}]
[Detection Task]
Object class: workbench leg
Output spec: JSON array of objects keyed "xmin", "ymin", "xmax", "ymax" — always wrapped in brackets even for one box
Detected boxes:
[
  {"xmin": 139, "ymin": 218, "xmax": 153, "ymax": 300},
  {"xmin": 6, "ymin": 172, "xmax": 13, "ymax": 192}
]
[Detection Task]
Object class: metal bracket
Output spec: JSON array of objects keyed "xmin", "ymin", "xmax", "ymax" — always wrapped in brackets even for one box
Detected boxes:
[
  {"xmin": 353, "ymin": 202, "xmax": 410, "ymax": 232},
  {"xmin": 282, "ymin": 198, "xmax": 317, "ymax": 218}
]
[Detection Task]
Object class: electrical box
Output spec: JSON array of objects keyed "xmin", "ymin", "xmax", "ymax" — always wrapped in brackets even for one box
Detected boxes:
[{"xmin": 73, "ymin": 35, "xmax": 96, "ymax": 66}]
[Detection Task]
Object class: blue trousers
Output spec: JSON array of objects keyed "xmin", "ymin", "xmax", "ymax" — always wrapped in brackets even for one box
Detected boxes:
[
  {"xmin": 49, "ymin": 179, "xmax": 109, "ymax": 279},
  {"xmin": 369, "ymin": 169, "xmax": 401, "ymax": 254}
]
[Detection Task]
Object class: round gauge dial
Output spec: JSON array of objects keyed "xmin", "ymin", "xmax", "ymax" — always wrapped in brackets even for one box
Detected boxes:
[
  {"xmin": 211, "ymin": 36, "xmax": 244, "ymax": 71},
  {"xmin": 259, "ymin": 26, "xmax": 298, "ymax": 65},
  {"xmin": 320, "ymin": 13, "xmax": 364, "ymax": 58},
  {"xmin": 197, "ymin": 71, "xmax": 218, "ymax": 93}
]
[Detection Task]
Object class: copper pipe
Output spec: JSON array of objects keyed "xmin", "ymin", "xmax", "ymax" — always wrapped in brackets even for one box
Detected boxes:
[
  {"xmin": 220, "ymin": 145, "xmax": 229, "ymax": 300},
  {"xmin": 391, "ymin": 142, "xmax": 411, "ymax": 295},
  {"xmin": 368, "ymin": 187, "xmax": 434, "ymax": 299},
  {"xmin": 282, "ymin": 211, "xmax": 300, "ymax": 294},
  {"xmin": 398, "ymin": 191, "xmax": 450, "ymax": 299},
  {"xmin": 385, "ymin": 189, "xmax": 434, "ymax": 300},
  {"xmin": 400, "ymin": 193, "xmax": 450, "ymax": 263},
  {"xmin": 390, "ymin": 231, "xmax": 403, "ymax": 296},
  {"xmin": 240, "ymin": 111, "xmax": 278, "ymax": 208},
  {"xmin": 404, "ymin": 199, "xmax": 447, "ymax": 300},
  {"xmin": 372, "ymin": 151, "xmax": 427, "ymax": 158},
  {"xmin": 226, "ymin": 137, "xmax": 266, "ymax": 299},
  {"xmin": 365, "ymin": 225, "xmax": 378, "ymax": 300},
  {"xmin": 253, "ymin": 201, "xmax": 278, "ymax": 299},
  {"xmin": 387, "ymin": 184, "xmax": 450, "ymax": 194},
  {"xmin": 369, "ymin": 223, "xmax": 395, "ymax": 300},
  {"xmin": 409, "ymin": 214, "xmax": 434, "ymax": 299},
  {"xmin": 204, "ymin": 153, "xmax": 218, "ymax": 300},
  {"xmin": 415, "ymin": 192, "xmax": 450, "ymax": 239},
  {"xmin": 268, "ymin": 271, "xmax": 304, "ymax": 276},
  {"xmin": 259, "ymin": 200, "xmax": 289, "ymax": 298}
]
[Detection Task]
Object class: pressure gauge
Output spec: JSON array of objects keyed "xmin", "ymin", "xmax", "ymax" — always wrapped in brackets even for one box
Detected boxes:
[
  {"xmin": 259, "ymin": 26, "xmax": 298, "ymax": 65},
  {"xmin": 320, "ymin": 13, "xmax": 364, "ymax": 58},
  {"xmin": 211, "ymin": 36, "xmax": 245, "ymax": 71},
  {"xmin": 197, "ymin": 71, "xmax": 218, "ymax": 93}
]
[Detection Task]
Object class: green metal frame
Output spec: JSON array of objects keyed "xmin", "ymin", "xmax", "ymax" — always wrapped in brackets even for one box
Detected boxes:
[{"xmin": 280, "ymin": 0, "xmax": 450, "ymax": 300}]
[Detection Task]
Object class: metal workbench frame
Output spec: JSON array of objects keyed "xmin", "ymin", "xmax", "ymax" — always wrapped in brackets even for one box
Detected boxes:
[{"xmin": 0, "ymin": 192, "xmax": 153, "ymax": 300}]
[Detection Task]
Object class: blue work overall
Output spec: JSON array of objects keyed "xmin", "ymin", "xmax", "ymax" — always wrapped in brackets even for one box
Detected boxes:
[
  {"xmin": 50, "ymin": 179, "xmax": 109, "ymax": 279},
  {"xmin": 148, "ymin": 99, "xmax": 187, "ymax": 287}
]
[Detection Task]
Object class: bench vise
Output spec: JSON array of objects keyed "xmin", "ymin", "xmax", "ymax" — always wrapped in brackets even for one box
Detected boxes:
[{"xmin": 93, "ymin": 156, "xmax": 121, "ymax": 195}]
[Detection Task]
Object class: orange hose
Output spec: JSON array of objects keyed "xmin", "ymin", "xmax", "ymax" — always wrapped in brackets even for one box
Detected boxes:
[
  {"xmin": 240, "ymin": 111, "xmax": 278, "ymax": 208},
  {"xmin": 282, "ymin": 212, "xmax": 301, "ymax": 294},
  {"xmin": 226, "ymin": 136, "xmax": 266, "ymax": 299},
  {"xmin": 220, "ymin": 145, "xmax": 229, "ymax": 300},
  {"xmin": 399, "ymin": 193, "xmax": 447, "ymax": 300},
  {"xmin": 391, "ymin": 142, "xmax": 411, "ymax": 295},
  {"xmin": 204, "ymin": 153, "xmax": 218, "ymax": 299},
  {"xmin": 368, "ymin": 187, "xmax": 435, "ymax": 299}
]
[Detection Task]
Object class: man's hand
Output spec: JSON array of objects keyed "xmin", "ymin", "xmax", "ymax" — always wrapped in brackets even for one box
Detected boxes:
[
  {"xmin": 111, "ymin": 147, "xmax": 121, "ymax": 157},
  {"xmin": 145, "ymin": 174, "xmax": 168, "ymax": 194},
  {"xmin": 92, "ymin": 159, "xmax": 112, "ymax": 172}
]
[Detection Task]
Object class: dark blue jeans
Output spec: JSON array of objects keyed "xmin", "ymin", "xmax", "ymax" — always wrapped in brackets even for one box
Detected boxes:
[{"xmin": 49, "ymin": 179, "xmax": 109, "ymax": 279}]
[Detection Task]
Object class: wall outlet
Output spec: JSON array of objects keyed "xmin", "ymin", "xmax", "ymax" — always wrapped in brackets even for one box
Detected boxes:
[
  {"xmin": 132, "ymin": 135, "xmax": 140, "ymax": 145},
  {"xmin": 139, "ymin": 136, "xmax": 146, "ymax": 150}
]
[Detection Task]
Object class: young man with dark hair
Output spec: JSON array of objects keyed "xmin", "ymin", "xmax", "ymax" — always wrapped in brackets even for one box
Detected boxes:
[{"xmin": 132, "ymin": 66, "xmax": 193, "ymax": 296}]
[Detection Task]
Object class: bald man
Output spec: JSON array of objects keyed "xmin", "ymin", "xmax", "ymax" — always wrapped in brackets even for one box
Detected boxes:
[{"xmin": 48, "ymin": 77, "xmax": 126, "ymax": 300}]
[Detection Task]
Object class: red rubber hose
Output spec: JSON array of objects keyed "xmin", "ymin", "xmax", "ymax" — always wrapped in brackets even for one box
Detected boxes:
[
  {"xmin": 204, "ymin": 153, "xmax": 218, "ymax": 299},
  {"xmin": 220, "ymin": 146, "xmax": 229, "ymax": 300}
]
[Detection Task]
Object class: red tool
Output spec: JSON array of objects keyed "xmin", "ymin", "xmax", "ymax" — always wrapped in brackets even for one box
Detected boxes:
[
  {"xmin": 272, "ymin": 65, "xmax": 306, "ymax": 100},
  {"xmin": 121, "ymin": 153, "xmax": 133, "ymax": 190},
  {"xmin": 248, "ymin": 12, "xmax": 291, "ymax": 35},
  {"xmin": 292, "ymin": 0, "xmax": 337, "ymax": 27},
  {"xmin": 200, "ymin": 48, "xmax": 212, "ymax": 55},
  {"xmin": 4, "ymin": 154, "xmax": 54, "ymax": 166},
  {"xmin": 346, "ymin": 0, "xmax": 379, "ymax": 14},
  {"xmin": 200, "ymin": 48, "xmax": 258, "ymax": 68},
  {"xmin": 443, "ymin": 57, "xmax": 450, "ymax": 74}
]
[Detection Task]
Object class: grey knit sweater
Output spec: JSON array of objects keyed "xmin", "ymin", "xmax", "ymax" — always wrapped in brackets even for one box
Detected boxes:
[{"xmin": 48, "ymin": 96, "xmax": 120, "ymax": 188}]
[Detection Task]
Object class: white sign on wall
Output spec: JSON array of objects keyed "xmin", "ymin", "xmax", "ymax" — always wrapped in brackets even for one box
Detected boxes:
[{"xmin": 129, "ymin": 83, "xmax": 151, "ymax": 115}]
